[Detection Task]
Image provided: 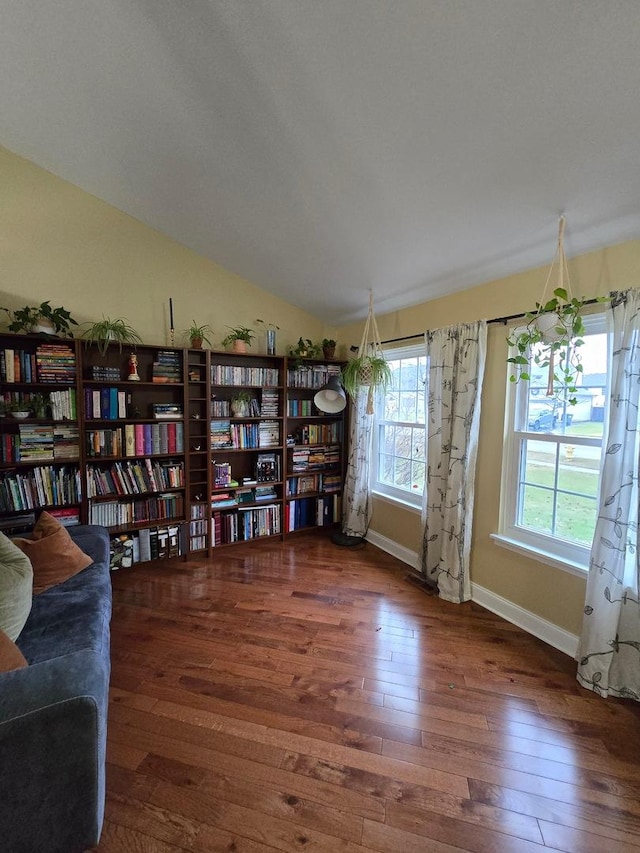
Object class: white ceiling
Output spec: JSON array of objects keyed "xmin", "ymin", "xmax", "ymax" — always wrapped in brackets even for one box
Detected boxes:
[{"xmin": 2, "ymin": 1, "xmax": 640, "ymax": 324}]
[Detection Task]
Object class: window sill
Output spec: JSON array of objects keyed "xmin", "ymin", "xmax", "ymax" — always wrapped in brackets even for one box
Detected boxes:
[
  {"xmin": 490, "ymin": 533, "xmax": 588, "ymax": 579},
  {"xmin": 372, "ymin": 489, "xmax": 422, "ymax": 513}
]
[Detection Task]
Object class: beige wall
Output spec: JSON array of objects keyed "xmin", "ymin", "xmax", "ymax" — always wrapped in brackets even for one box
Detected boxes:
[
  {"xmin": 338, "ymin": 240, "xmax": 640, "ymax": 636},
  {"xmin": 0, "ymin": 146, "xmax": 326, "ymax": 352}
]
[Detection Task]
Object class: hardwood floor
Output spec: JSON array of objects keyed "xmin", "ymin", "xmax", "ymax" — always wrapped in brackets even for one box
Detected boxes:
[{"xmin": 97, "ymin": 535, "xmax": 640, "ymax": 852}]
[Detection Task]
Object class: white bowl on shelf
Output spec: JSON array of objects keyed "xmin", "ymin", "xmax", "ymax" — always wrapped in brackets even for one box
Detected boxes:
[{"xmin": 9, "ymin": 411, "xmax": 31, "ymax": 420}]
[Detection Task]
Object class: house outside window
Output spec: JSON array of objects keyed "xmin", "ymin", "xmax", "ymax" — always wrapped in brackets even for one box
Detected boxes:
[
  {"xmin": 372, "ymin": 344, "xmax": 426, "ymax": 509},
  {"xmin": 499, "ymin": 312, "xmax": 608, "ymax": 571}
]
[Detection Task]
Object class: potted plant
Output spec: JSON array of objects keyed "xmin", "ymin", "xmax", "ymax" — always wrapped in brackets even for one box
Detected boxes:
[
  {"xmin": 1, "ymin": 302, "xmax": 78, "ymax": 337},
  {"xmin": 506, "ymin": 287, "xmax": 594, "ymax": 405},
  {"xmin": 221, "ymin": 326, "xmax": 255, "ymax": 354},
  {"xmin": 184, "ymin": 322, "xmax": 213, "ymax": 349},
  {"xmin": 230, "ymin": 389, "xmax": 253, "ymax": 417},
  {"xmin": 82, "ymin": 317, "xmax": 142, "ymax": 356},
  {"xmin": 288, "ymin": 337, "xmax": 322, "ymax": 360},
  {"xmin": 2, "ymin": 399, "xmax": 32, "ymax": 420},
  {"xmin": 322, "ymin": 338, "xmax": 337, "ymax": 359},
  {"xmin": 341, "ymin": 348, "xmax": 392, "ymax": 411}
]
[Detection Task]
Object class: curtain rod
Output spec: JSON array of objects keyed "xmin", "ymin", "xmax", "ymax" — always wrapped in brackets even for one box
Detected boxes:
[{"xmin": 375, "ymin": 297, "xmax": 602, "ymax": 345}]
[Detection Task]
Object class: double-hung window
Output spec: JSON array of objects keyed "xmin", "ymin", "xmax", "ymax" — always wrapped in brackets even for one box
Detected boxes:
[
  {"xmin": 372, "ymin": 344, "xmax": 426, "ymax": 509},
  {"xmin": 499, "ymin": 312, "xmax": 608, "ymax": 571}
]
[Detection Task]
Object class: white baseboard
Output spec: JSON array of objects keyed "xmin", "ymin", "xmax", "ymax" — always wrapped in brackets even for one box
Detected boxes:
[{"xmin": 365, "ymin": 529, "xmax": 579, "ymax": 658}]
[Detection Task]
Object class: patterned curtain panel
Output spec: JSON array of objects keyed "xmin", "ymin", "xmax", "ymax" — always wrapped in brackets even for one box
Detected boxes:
[
  {"xmin": 342, "ymin": 391, "xmax": 374, "ymax": 537},
  {"xmin": 420, "ymin": 321, "xmax": 487, "ymax": 603},
  {"xmin": 577, "ymin": 289, "xmax": 640, "ymax": 701}
]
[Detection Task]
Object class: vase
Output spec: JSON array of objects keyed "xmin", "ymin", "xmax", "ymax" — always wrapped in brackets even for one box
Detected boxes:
[
  {"xmin": 190, "ymin": 336, "xmax": 203, "ymax": 349},
  {"xmin": 266, "ymin": 329, "xmax": 276, "ymax": 356},
  {"xmin": 232, "ymin": 339, "xmax": 247, "ymax": 354}
]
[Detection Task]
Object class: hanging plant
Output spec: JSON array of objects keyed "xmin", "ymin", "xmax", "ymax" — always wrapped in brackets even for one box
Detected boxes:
[
  {"xmin": 506, "ymin": 287, "xmax": 589, "ymax": 405},
  {"xmin": 341, "ymin": 350, "xmax": 392, "ymax": 400},
  {"xmin": 342, "ymin": 294, "xmax": 391, "ymax": 414},
  {"xmin": 506, "ymin": 216, "xmax": 606, "ymax": 406}
]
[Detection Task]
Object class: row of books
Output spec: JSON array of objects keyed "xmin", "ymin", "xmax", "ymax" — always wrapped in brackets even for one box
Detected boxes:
[
  {"xmin": 286, "ymin": 494, "xmax": 341, "ymax": 531},
  {"xmin": 188, "ymin": 504, "xmax": 207, "ymax": 550},
  {"xmin": 211, "ymin": 503, "xmax": 281, "ymax": 545},
  {"xmin": 0, "ymin": 465, "xmax": 81, "ymax": 512},
  {"xmin": 212, "ymin": 421, "xmax": 281, "ymax": 450},
  {"xmin": 291, "ymin": 444, "xmax": 340, "ymax": 471},
  {"xmin": 211, "ymin": 365, "xmax": 280, "ymax": 386},
  {"xmin": 109, "ymin": 523, "xmax": 186, "ymax": 569},
  {"xmin": 286, "ymin": 473, "xmax": 342, "ymax": 496},
  {"xmin": 85, "ymin": 458, "xmax": 185, "ymax": 498},
  {"xmin": 88, "ymin": 492, "xmax": 184, "ymax": 527},
  {"xmin": 85, "ymin": 421, "xmax": 184, "ymax": 458},
  {"xmin": 286, "ymin": 364, "xmax": 341, "ymax": 389},
  {"xmin": 294, "ymin": 422, "xmax": 342, "ymax": 445},
  {"xmin": 287, "ymin": 398, "xmax": 315, "ymax": 417},
  {"xmin": 84, "ymin": 387, "xmax": 128, "ymax": 420}
]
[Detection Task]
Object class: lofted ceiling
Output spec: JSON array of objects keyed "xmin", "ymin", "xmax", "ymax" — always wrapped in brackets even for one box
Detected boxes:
[{"xmin": 2, "ymin": 1, "xmax": 640, "ymax": 324}]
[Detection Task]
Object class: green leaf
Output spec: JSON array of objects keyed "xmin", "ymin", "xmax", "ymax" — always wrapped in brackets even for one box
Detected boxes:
[{"xmin": 554, "ymin": 287, "xmax": 568, "ymax": 301}]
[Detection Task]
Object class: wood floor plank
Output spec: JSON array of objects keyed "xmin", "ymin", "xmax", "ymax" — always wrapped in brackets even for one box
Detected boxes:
[{"xmin": 94, "ymin": 535, "xmax": 640, "ymax": 852}]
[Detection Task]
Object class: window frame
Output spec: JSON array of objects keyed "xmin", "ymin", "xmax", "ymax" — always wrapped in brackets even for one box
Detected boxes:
[
  {"xmin": 372, "ymin": 343, "xmax": 427, "ymax": 510},
  {"xmin": 499, "ymin": 310, "xmax": 608, "ymax": 572}
]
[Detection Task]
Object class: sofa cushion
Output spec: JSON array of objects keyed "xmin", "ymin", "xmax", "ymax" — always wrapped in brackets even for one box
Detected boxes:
[
  {"xmin": 0, "ymin": 531, "xmax": 33, "ymax": 641},
  {"xmin": 0, "ymin": 628, "xmax": 28, "ymax": 672},
  {"xmin": 13, "ymin": 512, "xmax": 93, "ymax": 594}
]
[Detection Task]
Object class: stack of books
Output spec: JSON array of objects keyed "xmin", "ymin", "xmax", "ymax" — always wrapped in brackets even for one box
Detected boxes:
[
  {"xmin": 210, "ymin": 492, "xmax": 238, "ymax": 509},
  {"xmin": 88, "ymin": 365, "xmax": 120, "ymax": 381},
  {"xmin": 261, "ymin": 389, "xmax": 279, "ymax": 416},
  {"xmin": 35, "ymin": 343, "xmax": 76, "ymax": 383},
  {"xmin": 210, "ymin": 419, "xmax": 232, "ymax": 449},
  {"xmin": 258, "ymin": 420, "xmax": 280, "ymax": 447},
  {"xmin": 152, "ymin": 350, "xmax": 181, "ymax": 383},
  {"xmin": 152, "ymin": 403, "xmax": 183, "ymax": 420},
  {"xmin": 17, "ymin": 425, "xmax": 54, "ymax": 461}
]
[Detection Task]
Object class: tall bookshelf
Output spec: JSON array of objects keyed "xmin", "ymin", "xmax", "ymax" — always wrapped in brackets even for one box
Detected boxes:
[
  {"xmin": 185, "ymin": 348, "xmax": 210, "ymax": 553},
  {"xmin": 79, "ymin": 343, "xmax": 188, "ymax": 565},
  {"xmin": 0, "ymin": 337, "xmax": 349, "ymax": 565},
  {"xmin": 0, "ymin": 333, "xmax": 83, "ymax": 533},
  {"xmin": 209, "ymin": 350, "xmax": 284, "ymax": 548},
  {"xmin": 284, "ymin": 358, "xmax": 347, "ymax": 536}
]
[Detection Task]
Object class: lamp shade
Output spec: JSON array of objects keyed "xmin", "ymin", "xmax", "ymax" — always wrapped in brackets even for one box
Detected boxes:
[{"xmin": 314, "ymin": 376, "xmax": 347, "ymax": 413}]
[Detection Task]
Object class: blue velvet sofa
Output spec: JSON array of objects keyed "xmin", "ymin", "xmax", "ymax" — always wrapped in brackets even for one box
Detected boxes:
[{"xmin": 0, "ymin": 525, "xmax": 112, "ymax": 853}]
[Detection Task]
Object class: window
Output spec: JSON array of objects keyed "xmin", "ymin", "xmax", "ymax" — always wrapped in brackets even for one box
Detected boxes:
[
  {"xmin": 372, "ymin": 345, "xmax": 426, "ymax": 508},
  {"xmin": 499, "ymin": 312, "xmax": 608, "ymax": 569}
]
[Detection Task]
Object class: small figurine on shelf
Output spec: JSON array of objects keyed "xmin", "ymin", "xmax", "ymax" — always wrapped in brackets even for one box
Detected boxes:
[{"xmin": 127, "ymin": 353, "xmax": 140, "ymax": 381}]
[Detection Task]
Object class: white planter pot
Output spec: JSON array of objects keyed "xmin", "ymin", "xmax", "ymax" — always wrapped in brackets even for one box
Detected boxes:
[{"xmin": 535, "ymin": 312, "xmax": 565, "ymax": 343}]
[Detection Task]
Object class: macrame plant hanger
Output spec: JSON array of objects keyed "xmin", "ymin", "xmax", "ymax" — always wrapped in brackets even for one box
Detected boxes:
[
  {"xmin": 537, "ymin": 215, "xmax": 573, "ymax": 396},
  {"xmin": 357, "ymin": 292, "xmax": 384, "ymax": 415}
]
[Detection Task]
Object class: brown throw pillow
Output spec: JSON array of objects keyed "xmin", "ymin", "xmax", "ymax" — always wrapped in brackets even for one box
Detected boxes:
[
  {"xmin": 0, "ymin": 627, "xmax": 28, "ymax": 672},
  {"xmin": 12, "ymin": 512, "xmax": 93, "ymax": 594}
]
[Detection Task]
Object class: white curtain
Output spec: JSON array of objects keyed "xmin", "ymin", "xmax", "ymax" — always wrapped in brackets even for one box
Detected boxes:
[
  {"xmin": 420, "ymin": 321, "xmax": 487, "ymax": 603},
  {"xmin": 577, "ymin": 289, "xmax": 640, "ymax": 701},
  {"xmin": 342, "ymin": 390, "xmax": 373, "ymax": 537}
]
